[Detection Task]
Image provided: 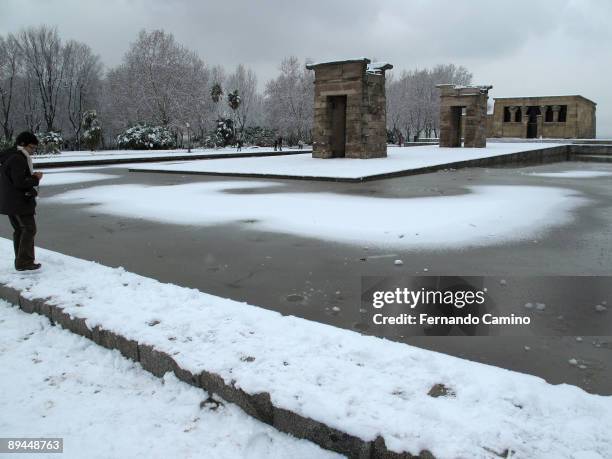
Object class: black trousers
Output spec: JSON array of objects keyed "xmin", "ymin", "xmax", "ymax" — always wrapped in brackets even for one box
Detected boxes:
[{"xmin": 8, "ymin": 214, "xmax": 36, "ymax": 269}]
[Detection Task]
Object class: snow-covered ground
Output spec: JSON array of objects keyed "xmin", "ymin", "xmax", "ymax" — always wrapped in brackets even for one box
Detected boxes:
[
  {"xmin": 32, "ymin": 146, "xmax": 310, "ymax": 165},
  {"xmin": 130, "ymin": 143, "xmax": 565, "ymax": 179},
  {"xmin": 1, "ymin": 239, "xmax": 610, "ymax": 458},
  {"xmin": 0, "ymin": 302, "xmax": 340, "ymax": 459},
  {"xmin": 46, "ymin": 179, "xmax": 588, "ymax": 249}
]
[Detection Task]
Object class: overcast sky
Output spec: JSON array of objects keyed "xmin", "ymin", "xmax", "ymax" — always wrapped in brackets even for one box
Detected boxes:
[{"xmin": 2, "ymin": 0, "xmax": 611, "ymax": 136}]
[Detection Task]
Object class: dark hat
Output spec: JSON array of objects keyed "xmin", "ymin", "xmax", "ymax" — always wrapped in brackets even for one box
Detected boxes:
[{"xmin": 15, "ymin": 131, "xmax": 39, "ymax": 146}]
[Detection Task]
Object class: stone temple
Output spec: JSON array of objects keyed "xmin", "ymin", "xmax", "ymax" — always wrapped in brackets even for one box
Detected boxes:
[
  {"xmin": 488, "ymin": 95, "xmax": 596, "ymax": 139},
  {"xmin": 306, "ymin": 58, "xmax": 392, "ymax": 159}
]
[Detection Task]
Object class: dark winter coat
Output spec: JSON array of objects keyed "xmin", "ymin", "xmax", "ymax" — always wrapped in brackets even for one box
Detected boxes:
[{"xmin": 0, "ymin": 147, "xmax": 40, "ymax": 215}]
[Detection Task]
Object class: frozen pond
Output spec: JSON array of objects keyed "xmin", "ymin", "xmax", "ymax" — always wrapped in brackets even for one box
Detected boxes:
[{"xmin": 2, "ymin": 160, "xmax": 611, "ymax": 394}]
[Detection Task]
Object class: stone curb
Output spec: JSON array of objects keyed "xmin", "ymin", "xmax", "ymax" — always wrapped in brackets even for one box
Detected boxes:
[
  {"xmin": 33, "ymin": 150, "xmax": 310, "ymax": 169},
  {"xmin": 130, "ymin": 145, "xmax": 571, "ymax": 183},
  {"xmin": 0, "ymin": 284, "xmax": 434, "ymax": 459}
]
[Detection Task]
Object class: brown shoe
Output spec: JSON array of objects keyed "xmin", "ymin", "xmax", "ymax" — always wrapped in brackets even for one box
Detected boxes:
[{"xmin": 16, "ymin": 263, "xmax": 42, "ymax": 272}]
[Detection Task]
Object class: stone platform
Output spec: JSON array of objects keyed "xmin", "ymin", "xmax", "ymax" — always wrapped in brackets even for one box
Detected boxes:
[{"xmin": 130, "ymin": 143, "xmax": 570, "ymax": 182}]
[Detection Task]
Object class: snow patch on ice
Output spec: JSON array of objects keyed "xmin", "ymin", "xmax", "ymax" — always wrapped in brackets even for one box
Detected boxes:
[
  {"xmin": 41, "ymin": 172, "xmax": 118, "ymax": 186},
  {"xmin": 526, "ymin": 171, "xmax": 612, "ymax": 179},
  {"xmin": 46, "ymin": 181, "xmax": 587, "ymax": 249}
]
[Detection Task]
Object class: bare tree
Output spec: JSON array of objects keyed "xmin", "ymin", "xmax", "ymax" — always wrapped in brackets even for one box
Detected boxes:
[
  {"xmin": 426, "ymin": 64, "xmax": 472, "ymax": 137},
  {"xmin": 386, "ymin": 63, "xmax": 472, "ymax": 141},
  {"xmin": 385, "ymin": 72, "xmax": 402, "ymax": 139},
  {"xmin": 16, "ymin": 26, "xmax": 70, "ymax": 132},
  {"xmin": 19, "ymin": 72, "xmax": 43, "ymax": 133},
  {"xmin": 227, "ymin": 64, "xmax": 257, "ymax": 133},
  {"xmin": 63, "ymin": 40, "xmax": 102, "ymax": 149},
  {"xmin": 102, "ymin": 64, "xmax": 133, "ymax": 139},
  {"xmin": 0, "ymin": 33, "xmax": 22, "ymax": 141},
  {"xmin": 264, "ymin": 56, "xmax": 314, "ymax": 143},
  {"xmin": 107, "ymin": 29, "xmax": 212, "ymax": 145}
]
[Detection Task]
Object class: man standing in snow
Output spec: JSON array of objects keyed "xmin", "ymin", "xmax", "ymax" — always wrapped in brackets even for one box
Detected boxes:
[{"xmin": 0, "ymin": 131, "xmax": 44, "ymax": 271}]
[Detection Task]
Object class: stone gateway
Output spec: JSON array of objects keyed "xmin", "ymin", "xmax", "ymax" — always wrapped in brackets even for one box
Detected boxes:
[
  {"xmin": 436, "ymin": 84, "xmax": 493, "ymax": 148},
  {"xmin": 306, "ymin": 58, "xmax": 392, "ymax": 159}
]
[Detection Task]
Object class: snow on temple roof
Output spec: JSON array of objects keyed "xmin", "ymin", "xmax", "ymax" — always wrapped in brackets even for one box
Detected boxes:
[
  {"xmin": 306, "ymin": 58, "xmax": 369, "ymax": 69},
  {"xmin": 306, "ymin": 58, "xmax": 393, "ymax": 73},
  {"xmin": 367, "ymin": 62, "xmax": 393, "ymax": 74}
]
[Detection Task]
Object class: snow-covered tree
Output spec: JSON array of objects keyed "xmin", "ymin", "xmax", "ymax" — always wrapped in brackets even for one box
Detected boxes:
[
  {"xmin": 425, "ymin": 64, "xmax": 472, "ymax": 138},
  {"xmin": 18, "ymin": 71, "xmax": 43, "ymax": 134},
  {"xmin": 226, "ymin": 64, "xmax": 258, "ymax": 134},
  {"xmin": 16, "ymin": 26, "xmax": 70, "ymax": 132},
  {"xmin": 2, "ymin": 26, "xmax": 103, "ymax": 144},
  {"xmin": 63, "ymin": 41, "xmax": 102, "ymax": 149},
  {"xmin": 36, "ymin": 131, "xmax": 63, "ymax": 154},
  {"xmin": 211, "ymin": 83, "xmax": 223, "ymax": 104},
  {"xmin": 386, "ymin": 64, "xmax": 472, "ymax": 141},
  {"xmin": 106, "ymin": 29, "xmax": 212, "ymax": 139},
  {"xmin": 264, "ymin": 56, "xmax": 314, "ymax": 144},
  {"xmin": 0, "ymin": 33, "xmax": 21, "ymax": 141},
  {"xmin": 81, "ymin": 110, "xmax": 102, "ymax": 151},
  {"xmin": 210, "ymin": 80, "xmax": 224, "ymax": 126},
  {"xmin": 226, "ymin": 89, "xmax": 240, "ymax": 138}
]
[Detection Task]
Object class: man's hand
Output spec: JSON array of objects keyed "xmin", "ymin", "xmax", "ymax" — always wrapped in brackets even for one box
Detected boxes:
[{"xmin": 33, "ymin": 172, "xmax": 43, "ymax": 180}]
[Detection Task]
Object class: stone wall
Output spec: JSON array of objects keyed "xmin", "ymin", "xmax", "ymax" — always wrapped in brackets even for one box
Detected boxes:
[{"xmin": 363, "ymin": 72, "xmax": 388, "ymax": 157}]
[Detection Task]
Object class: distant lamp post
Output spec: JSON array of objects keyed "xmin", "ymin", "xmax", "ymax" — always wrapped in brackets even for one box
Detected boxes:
[{"xmin": 185, "ymin": 122, "xmax": 191, "ymax": 153}]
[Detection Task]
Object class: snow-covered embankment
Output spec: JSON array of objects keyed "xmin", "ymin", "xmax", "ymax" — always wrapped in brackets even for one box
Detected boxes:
[{"xmin": 0, "ymin": 239, "xmax": 610, "ymax": 459}]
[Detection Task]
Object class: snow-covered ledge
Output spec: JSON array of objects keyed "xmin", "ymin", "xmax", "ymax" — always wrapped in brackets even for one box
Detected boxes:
[{"xmin": 0, "ymin": 239, "xmax": 610, "ymax": 459}]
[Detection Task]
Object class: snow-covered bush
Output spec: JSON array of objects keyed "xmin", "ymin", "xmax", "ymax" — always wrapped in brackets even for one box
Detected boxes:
[
  {"xmin": 215, "ymin": 118, "xmax": 234, "ymax": 147},
  {"xmin": 0, "ymin": 138, "xmax": 12, "ymax": 151},
  {"xmin": 82, "ymin": 110, "xmax": 102, "ymax": 151},
  {"xmin": 116, "ymin": 124, "xmax": 175, "ymax": 150},
  {"xmin": 36, "ymin": 131, "xmax": 63, "ymax": 154},
  {"xmin": 201, "ymin": 134, "xmax": 219, "ymax": 149},
  {"xmin": 242, "ymin": 126, "xmax": 277, "ymax": 147}
]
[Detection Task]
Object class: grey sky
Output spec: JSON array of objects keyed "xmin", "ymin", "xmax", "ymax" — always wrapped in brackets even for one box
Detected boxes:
[{"xmin": 2, "ymin": 0, "xmax": 611, "ymax": 136}]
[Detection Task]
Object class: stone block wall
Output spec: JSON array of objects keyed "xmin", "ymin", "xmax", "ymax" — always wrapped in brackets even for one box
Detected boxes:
[{"xmin": 308, "ymin": 59, "xmax": 391, "ymax": 159}]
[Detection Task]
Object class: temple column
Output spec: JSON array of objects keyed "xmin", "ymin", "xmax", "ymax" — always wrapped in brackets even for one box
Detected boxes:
[
  {"xmin": 539, "ymin": 105, "xmax": 548, "ymax": 137},
  {"xmin": 508, "ymin": 106, "xmax": 518, "ymax": 122},
  {"xmin": 521, "ymin": 106, "xmax": 528, "ymax": 123},
  {"xmin": 552, "ymin": 105, "xmax": 561, "ymax": 122}
]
